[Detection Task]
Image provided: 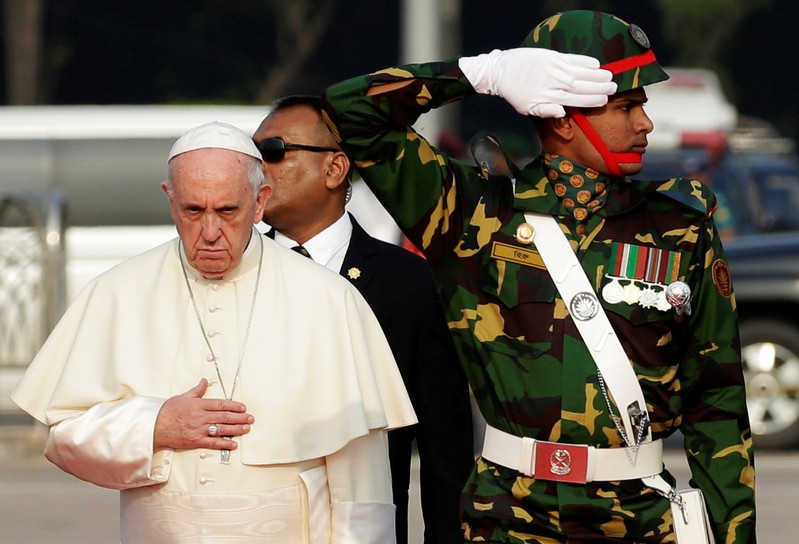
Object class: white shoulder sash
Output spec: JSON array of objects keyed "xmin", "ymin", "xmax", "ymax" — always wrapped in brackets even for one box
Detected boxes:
[{"xmin": 522, "ymin": 212, "xmax": 651, "ymax": 446}]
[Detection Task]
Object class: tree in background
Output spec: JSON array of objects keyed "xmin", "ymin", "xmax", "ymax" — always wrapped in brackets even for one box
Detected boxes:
[
  {"xmin": 657, "ymin": 0, "xmax": 770, "ymax": 69},
  {"xmin": 3, "ymin": 0, "xmax": 43, "ymax": 104},
  {"xmin": 255, "ymin": 0, "xmax": 337, "ymax": 104},
  {"xmin": 0, "ymin": 1, "xmax": 796, "ymax": 138}
]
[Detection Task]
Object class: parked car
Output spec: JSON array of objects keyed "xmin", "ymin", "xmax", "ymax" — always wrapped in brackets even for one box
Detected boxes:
[
  {"xmin": 639, "ymin": 140, "xmax": 799, "ymax": 448},
  {"xmin": 733, "ymin": 149, "xmax": 799, "ymax": 232},
  {"xmin": 639, "ymin": 141, "xmax": 765, "ymax": 239},
  {"xmin": 644, "ymin": 67, "xmax": 737, "ymax": 148},
  {"xmin": 725, "ymin": 233, "xmax": 799, "ymax": 449}
]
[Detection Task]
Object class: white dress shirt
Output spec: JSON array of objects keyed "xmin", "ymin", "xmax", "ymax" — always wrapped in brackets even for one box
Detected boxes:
[{"xmin": 273, "ymin": 212, "xmax": 352, "ymax": 272}]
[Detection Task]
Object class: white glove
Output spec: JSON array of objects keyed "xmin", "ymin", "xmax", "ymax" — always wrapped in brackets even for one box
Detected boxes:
[{"xmin": 459, "ymin": 48, "xmax": 618, "ymax": 118}]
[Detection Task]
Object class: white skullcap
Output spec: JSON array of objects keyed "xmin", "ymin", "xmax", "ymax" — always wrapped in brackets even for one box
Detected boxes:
[{"xmin": 167, "ymin": 121, "xmax": 262, "ymax": 162}]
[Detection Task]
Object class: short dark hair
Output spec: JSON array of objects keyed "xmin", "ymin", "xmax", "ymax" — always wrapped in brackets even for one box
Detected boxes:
[
  {"xmin": 268, "ymin": 95, "xmax": 329, "ymax": 144},
  {"xmin": 270, "ymin": 95, "xmax": 322, "ymax": 115},
  {"xmin": 267, "ymin": 94, "xmax": 352, "ymax": 183}
]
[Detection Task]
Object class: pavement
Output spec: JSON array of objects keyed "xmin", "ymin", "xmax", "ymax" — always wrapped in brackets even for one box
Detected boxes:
[
  {"xmin": 0, "ymin": 416, "xmax": 425, "ymax": 543},
  {"xmin": 3, "ymin": 416, "xmax": 795, "ymax": 543}
]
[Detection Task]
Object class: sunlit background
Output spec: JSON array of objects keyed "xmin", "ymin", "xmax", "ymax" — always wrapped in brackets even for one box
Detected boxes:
[{"xmin": 1, "ymin": 2, "xmax": 797, "ymax": 541}]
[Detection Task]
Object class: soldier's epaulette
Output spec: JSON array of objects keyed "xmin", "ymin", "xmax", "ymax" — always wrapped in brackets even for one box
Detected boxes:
[{"xmin": 634, "ymin": 177, "xmax": 719, "ymax": 220}]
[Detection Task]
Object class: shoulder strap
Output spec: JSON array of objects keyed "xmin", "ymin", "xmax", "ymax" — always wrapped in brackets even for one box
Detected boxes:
[{"xmin": 523, "ymin": 212, "xmax": 651, "ymax": 446}]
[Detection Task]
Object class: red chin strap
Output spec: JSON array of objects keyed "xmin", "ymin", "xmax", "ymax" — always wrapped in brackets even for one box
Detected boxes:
[
  {"xmin": 566, "ymin": 49, "xmax": 660, "ymax": 177},
  {"xmin": 569, "ymin": 108, "xmax": 641, "ymax": 178}
]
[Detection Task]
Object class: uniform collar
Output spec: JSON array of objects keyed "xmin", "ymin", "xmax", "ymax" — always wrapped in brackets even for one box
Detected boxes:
[{"xmin": 513, "ymin": 154, "xmax": 647, "ymax": 217}]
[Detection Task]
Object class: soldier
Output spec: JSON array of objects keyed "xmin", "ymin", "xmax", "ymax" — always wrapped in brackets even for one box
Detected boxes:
[{"xmin": 321, "ymin": 9, "xmax": 756, "ymax": 544}]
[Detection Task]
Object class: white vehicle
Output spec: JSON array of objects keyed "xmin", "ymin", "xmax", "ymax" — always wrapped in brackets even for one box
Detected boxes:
[{"xmin": 645, "ymin": 67, "xmax": 738, "ymax": 149}]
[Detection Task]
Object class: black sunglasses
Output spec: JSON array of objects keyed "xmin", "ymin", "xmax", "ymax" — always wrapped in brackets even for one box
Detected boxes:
[{"xmin": 256, "ymin": 137, "xmax": 339, "ymax": 163}]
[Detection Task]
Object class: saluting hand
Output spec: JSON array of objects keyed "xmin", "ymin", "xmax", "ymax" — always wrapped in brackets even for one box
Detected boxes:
[
  {"xmin": 154, "ymin": 378, "xmax": 254, "ymax": 451},
  {"xmin": 459, "ymin": 48, "xmax": 618, "ymax": 118}
]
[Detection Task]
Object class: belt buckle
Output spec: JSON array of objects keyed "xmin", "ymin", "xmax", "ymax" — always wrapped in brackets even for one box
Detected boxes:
[{"xmin": 534, "ymin": 441, "xmax": 589, "ymax": 484}]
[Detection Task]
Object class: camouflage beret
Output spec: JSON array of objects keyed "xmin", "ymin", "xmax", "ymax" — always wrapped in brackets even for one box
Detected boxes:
[{"xmin": 522, "ymin": 10, "xmax": 669, "ymax": 92}]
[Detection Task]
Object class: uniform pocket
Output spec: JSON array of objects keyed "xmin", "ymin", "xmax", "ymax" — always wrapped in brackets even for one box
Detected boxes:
[
  {"xmin": 481, "ymin": 241, "xmax": 557, "ymax": 307},
  {"xmin": 478, "ymin": 245, "xmax": 557, "ymax": 358}
]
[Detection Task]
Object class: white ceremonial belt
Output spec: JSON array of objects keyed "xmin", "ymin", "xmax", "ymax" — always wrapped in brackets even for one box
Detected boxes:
[{"xmin": 481, "ymin": 424, "xmax": 663, "ymax": 484}]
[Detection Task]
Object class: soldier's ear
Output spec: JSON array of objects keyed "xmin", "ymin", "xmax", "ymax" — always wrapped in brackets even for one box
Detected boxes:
[
  {"xmin": 550, "ymin": 116, "xmax": 576, "ymax": 141},
  {"xmin": 324, "ymin": 151, "xmax": 350, "ymax": 190}
]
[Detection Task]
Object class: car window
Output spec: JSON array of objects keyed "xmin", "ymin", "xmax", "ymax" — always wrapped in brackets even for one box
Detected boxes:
[
  {"xmin": 742, "ymin": 154, "xmax": 799, "ymax": 232},
  {"xmin": 638, "ymin": 147, "xmax": 763, "ymax": 239}
]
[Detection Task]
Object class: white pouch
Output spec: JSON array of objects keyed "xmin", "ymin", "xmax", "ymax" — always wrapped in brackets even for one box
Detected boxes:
[{"xmin": 671, "ymin": 488, "xmax": 715, "ymax": 544}]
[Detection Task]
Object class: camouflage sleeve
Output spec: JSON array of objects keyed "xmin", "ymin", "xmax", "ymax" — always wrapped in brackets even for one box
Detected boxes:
[
  {"xmin": 321, "ymin": 59, "xmax": 484, "ymax": 260},
  {"xmin": 679, "ymin": 213, "xmax": 756, "ymax": 543}
]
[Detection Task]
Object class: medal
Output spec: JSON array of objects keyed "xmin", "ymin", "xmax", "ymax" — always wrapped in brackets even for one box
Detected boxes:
[
  {"xmin": 604, "ymin": 275, "xmax": 683, "ymax": 313},
  {"xmin": 638, "ymin": 286, "xmax": 659, "ymax": 309},
  {"xmin": 515, "ymin": 222, "xmax": 535, "ymax": 245},
  {"xmin": 603, "ymin": 266, "xmax": 690, "ymax": 314},
  {"xmin": 622, "ymin": 283, "xmax": 641, "ymax": 305},
  {"xmin": 665, "ymin": 280, "xmax": 692, "ymax": 315},
  {"xmin": 601, "ymin": 277, "xmax": 624, "ymax": 304},
  {"xmin": 655, "ymin": 290, "xmax": 672, "ymax": 312}
]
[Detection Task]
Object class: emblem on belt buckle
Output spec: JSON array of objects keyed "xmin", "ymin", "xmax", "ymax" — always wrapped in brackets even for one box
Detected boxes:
[
  {"xmin": 535, "ymin": 442, "xmax": 589, "ymax": 483},
  {"xmin": 549, "ymin": 448, "xmax": 572, "ymax": 476}
]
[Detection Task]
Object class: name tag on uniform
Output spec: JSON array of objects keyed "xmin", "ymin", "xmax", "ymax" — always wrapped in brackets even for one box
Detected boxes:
[{"xmin": 491, "ymin": 242, "xmax": 546, "ymax": 269}]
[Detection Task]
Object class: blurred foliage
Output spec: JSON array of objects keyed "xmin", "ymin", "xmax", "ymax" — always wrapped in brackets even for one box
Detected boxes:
[
  {"xmin": 657, "ymin": 0, "xmax": 770, "ymax": 66},
  {"xmin": 1, "ymin": 0, "xmax": 797, "ymax": 139}
]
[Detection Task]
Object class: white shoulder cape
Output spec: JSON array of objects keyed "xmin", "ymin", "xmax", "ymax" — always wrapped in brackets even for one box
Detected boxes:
[{"xmin": 11, "ymin": 232, "xmax": 416, "ymax": 464}]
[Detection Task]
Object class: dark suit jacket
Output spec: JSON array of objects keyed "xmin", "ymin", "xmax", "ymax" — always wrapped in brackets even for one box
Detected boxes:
[
  {"xmin": 339, "ymin": 215, "xmax": 473, "ymax": 544},
  {"xmin": 267, "ymin": 216, "xmax": 474, "ymax": 543}
]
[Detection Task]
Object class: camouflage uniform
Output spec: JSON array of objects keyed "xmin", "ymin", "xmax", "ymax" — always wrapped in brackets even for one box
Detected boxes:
[{"xmin": 322, "ymin": 10, "xmax": 755, "ymax": 544}]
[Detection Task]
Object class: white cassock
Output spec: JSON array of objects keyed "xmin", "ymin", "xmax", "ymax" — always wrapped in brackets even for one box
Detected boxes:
[{"xmin": 11, "ymin": 228, "xmax": 417, "ymax": 544}]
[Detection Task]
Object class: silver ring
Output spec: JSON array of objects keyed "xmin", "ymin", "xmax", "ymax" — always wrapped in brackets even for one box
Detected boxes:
[{"xmin": 208, "ymin": 425, "xmax": 219, "ymax": 436}]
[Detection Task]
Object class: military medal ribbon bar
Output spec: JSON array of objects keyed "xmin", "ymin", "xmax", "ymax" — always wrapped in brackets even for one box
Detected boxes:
[{"xmin": 609, "ymin": 242, "xmax": 680, "ymax": 284}]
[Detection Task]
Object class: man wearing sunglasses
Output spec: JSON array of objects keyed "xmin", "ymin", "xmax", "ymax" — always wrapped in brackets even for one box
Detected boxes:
[{"xmin": 253, "ymin": 95, "xmax": 475, "ymax": 544}]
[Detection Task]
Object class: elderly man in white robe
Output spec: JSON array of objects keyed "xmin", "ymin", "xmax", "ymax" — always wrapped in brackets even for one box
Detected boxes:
[{"xmin": 11, "ymin": 121, "xmax": 416, "ymax": 543}]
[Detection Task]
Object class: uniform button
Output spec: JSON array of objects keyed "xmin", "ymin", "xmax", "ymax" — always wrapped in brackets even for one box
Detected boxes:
[
  {"xmin": 199, "ymin": 477, "xmax": 208, "ymax": 485},
  {"xmin": 206, "ymin": 355, "xmax": 215, "ymax": 362},
  {"xmin": 208, "ymin": 306, "xmax": 218, "ymax": 313},
  {"xmin": 212, "ymin": 284, "xmax": 219, "ymax": 291},
  {"xmin": 208, "ymin": 331, "xmax": 218, "ymax": 338},
  {"xmin": 199, "ymin": 452, "xmax": 209, "ymax": 459}
]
